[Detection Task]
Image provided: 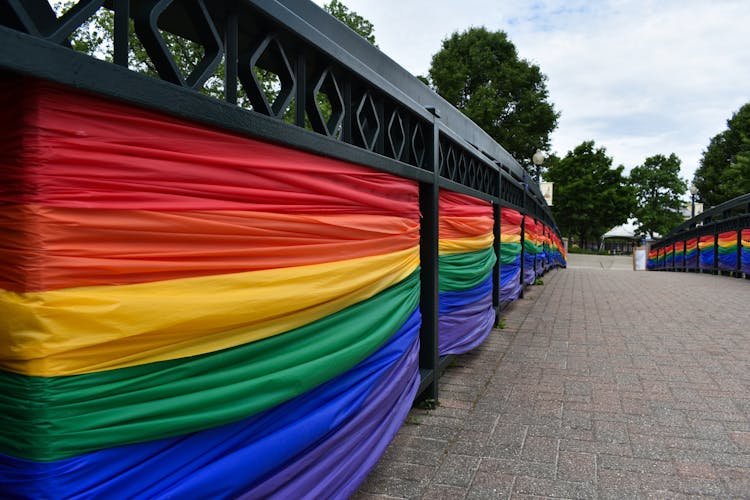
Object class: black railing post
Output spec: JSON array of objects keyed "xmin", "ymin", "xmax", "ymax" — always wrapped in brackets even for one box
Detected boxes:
[
  {"xmin": 492, "ymin": 174, "xmax": 501, "ymax": 312},
  {"xmin": 711, "ymin": 232, "xmax": 721, "ymax": 274},
  {"xmin": 294, "ymin": 53, "xmax": 305, "ymax": 127},
  {"xmin": 113, "ymin": 0, "xmax": 129, "ymax": 67},
  {"xmin": 737, "ymin": 229, "xmax": 743, "ymax": 277},
  {"xmin": 342, "ymin": 79, "xmax": 353, "ymax": 144},
  {"xmin": 682, "ymin": 240, "xmax": 687, "ymax": 272},
  {"xmin": 519, "ymin": 211, "xmax": 526, "ymax": 299},
  {"xmin": 417, "ymin": 111, "xmax": 440, "ymax": 402},
  {"xmin": 224, "ymin": 0, "xmax": 238, "ymax": 105}
]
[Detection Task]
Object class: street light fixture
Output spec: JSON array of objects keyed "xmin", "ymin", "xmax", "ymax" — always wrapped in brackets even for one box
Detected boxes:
[
  {"xmin": 689, "ymin": 183, "xmax": 698, "ymax": 218},
  {"xmin": 532, "ymin": 149, "xmax": 545, "ymax": 183}
]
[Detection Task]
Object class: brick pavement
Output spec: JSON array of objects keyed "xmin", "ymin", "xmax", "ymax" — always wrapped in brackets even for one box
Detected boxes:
[{"xmin": 352, "ymin": 255, "xmax": 750, "ymax": 499}]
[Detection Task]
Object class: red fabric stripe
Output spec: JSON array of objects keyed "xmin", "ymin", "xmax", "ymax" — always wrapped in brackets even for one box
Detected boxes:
[
  {"xmin": 501, "ymin": 207, "xmax": 523, "ymax": 228},
  {"xmin": 0, "ymin": 78, "xmax": 418, "ymax": 216},
  {"xmin": 439, "ymin": 190, "xmax": 492, "ymax": 217},
  {"xmin": 0, "ymin": 205, "xmax": 419, "ymax": 292}
]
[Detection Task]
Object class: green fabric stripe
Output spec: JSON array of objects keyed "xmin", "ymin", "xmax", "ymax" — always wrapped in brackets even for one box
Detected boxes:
[
  {"xmin": 438, "ymin": 247, "xmax": 497, "ymax": 292},
  {"xmin": 524, "ymin": 238, "xmax": 541, "ymax": 254},
  {"xmin": 500, "ymin": 242, "xmax": 521, "ymax": 264},
  {"xmin": 0, "ymin": 271, "xmax": 420, "ymax": 462}
]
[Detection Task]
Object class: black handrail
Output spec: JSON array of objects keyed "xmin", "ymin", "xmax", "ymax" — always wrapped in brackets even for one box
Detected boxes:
[
  {"xmin": 649, "ymin": 193, "xmax": 750, "ymax": 276},
  {"xmin": 0, "ymin": 0, "xmax": 565, "ymax": 401}
]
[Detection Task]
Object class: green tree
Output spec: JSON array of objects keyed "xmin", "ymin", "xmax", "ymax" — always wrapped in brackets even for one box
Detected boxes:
[
  {"xmin": 427, "ymin": 27, "xmax": 559, "ymax": 177},
  {"xmin": 324, "ymin": 0, "xmax": 377, "ymax": 46},
  {"xmin": 693, "ymin": 103, "xmax": 750, "ymax": 207},
  {"xmin": 54, "ymin": 0, "xmax": 376, "ymax": 106},
  {"xmin": 545, "ymin": 141, "xmax": 635, "ymax": 248},
  {"xmin": 629, "ymin": 154, "xmax": 687, "ymax": 238}
]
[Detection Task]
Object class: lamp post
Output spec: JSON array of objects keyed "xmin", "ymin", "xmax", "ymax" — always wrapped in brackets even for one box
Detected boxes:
[
  {"xmin": 689, "ymin": 183, "xmax": 698, "ymax": 218},
  {"xmin": 532, "ymin": 149, "xmax": 545, "ymax": 183}
]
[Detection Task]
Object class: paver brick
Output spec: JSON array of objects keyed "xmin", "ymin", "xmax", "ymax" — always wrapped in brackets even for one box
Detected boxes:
[
  {"xmin": 557, "ymin": 451, "xmax": 596, "ymax": 482},
  {"xmin": 355, "ymin": 256, "xmax": 750, "ymax": 498}
]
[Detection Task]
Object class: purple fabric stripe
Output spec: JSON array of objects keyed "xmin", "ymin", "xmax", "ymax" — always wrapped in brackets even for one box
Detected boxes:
[
  {"xmin": 523, "ymin": 261, "xmax": 536, "ymax": 285},
  {"xmin": 500, "ymin": 268, "xmax": 521, "ymax": 302},
  {"xmin": 439, "ymin": 293, "xmax": 495, "ymax": 356},
  {"xmin": 238, "ymin": 333, "xmax": 420, "ymax": 499}
]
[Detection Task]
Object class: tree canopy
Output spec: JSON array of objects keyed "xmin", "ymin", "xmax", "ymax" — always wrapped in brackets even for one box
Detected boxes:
[
  {"xmin": 55, "ymin": 0, "xmax": 376, "ymax": 115},
  {"xmin": 545, "ymin": 141, "xmax": 635, "ymax": 247},
  {"xmin": 324, "ymin": 0, "xmax": 377, "ymax": 45},
  {"xmin": 693, "ymin": 102, "xmax": 750, "ymax": 207},
  {"xmin": 629, "ymin": 154, "xmax": 687, "ymax": 238},
  {"xmin": 427, "ymin": 27, "xmax": 558, "ymax": 177}
]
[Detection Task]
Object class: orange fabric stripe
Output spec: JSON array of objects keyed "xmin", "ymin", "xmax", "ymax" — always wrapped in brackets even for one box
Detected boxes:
[
  {"xmin": 439, "ymin": 215, "xmax": 493, "ymax": 240},
  {"xmin": 0, "ymin": 205, "xmax": 419, "ymax": 292}
]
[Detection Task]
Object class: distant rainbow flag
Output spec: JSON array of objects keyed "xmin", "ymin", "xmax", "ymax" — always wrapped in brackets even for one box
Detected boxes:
[
  {"xmin": 523, "ymin": 216, "xmax": 541, "ymax": 285},
  {"xmin": 500, "ymin": 208, "xmax": 523, "ymax": 302},
  {"xmin": 674, "ymin": 241, "xmax": 685, "ymax": 268},
  {"xmin": 742, "ymin": 229, "xmax": 750, "ymax": 274},
  {"xmin": 699, "ymin": 235, "xmax": 715, "ymax": 270},
  {"xmin": 665, "ymin": 244, "xmax": 674, "ymax": 269},
  {"xmin": 438, "ymin": 191, "xmax": 496, "ymax": 355},
  {"xmin": 718, "ymin": 230, "xmax": 738, "ymax": 271},
  {"xmin": 685, "ymin": 238, "xmax": 699, "ymax": 269}
]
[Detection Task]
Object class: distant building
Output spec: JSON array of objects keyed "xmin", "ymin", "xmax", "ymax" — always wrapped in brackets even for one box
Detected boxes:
[
  {"xmin": 680, "ymin": 201, "xmax": 703, "ymax": 219},
  {"xmin": 600, "ymin": 219, "xmax": 648, "ymax": 254}
]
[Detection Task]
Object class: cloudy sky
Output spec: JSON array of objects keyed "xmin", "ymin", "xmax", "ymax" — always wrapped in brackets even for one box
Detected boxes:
[{"xmin": 313, "ymin": 0, "xmax": 749, "ymax": 183}]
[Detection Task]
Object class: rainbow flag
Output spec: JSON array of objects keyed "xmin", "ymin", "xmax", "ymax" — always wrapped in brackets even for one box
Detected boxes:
[
  {"xmin": 718, "ymin": 230, "xmax": 738, "ymax": 271},
  {"xmin": 523, "ymin": 216, "xmax": 542, "ymax": 285},
  {"xmin": 742, "ymin": 229, "xmax": 750, "ymax": 274},
  {"xmin": 438, "ymin": 191, "xmax": 496, "ymax": 355},
  {"xmin": 685, "ymin": 238, "xmax": 699, "ymax": 269},
  {"xmin": 537, "ymin": 225, "xmax": 549, "ymax": 273},
  {"xmin": 647, "ymin": 248, "xmax": 658, "ymax": 269},
  {"xmin": 500, "ymin": 208, "xmax": 523, "ymax": 301},
  {"xmin": 665, "ymin": 244, "xmax": 674, "ymax": 269},
  {"xmin": 549, "ymin": 232, "xmax": 566, "ymax": 267},
  {"xmin": 0, "ymin": 78, "xmax": 421, "ymax": 497},
  {"xmin": 674, "ymin": 241, "xmax": 685, "ymax": 269},
  {"xmin": 699, "ymin": 235, "xmax": 715, "ymax": 270}
]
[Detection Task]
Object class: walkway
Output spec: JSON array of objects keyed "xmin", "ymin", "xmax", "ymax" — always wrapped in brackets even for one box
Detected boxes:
[{"xmin": 353, "ymin": 254, "xmax": 750, "ymax": 499}]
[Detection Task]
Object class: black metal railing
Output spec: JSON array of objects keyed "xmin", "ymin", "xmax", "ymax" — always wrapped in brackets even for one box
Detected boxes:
[
  {"xmin": 0, "ymin": 0, "xmax": 562, "ymax": 400},
  {"xmin": 649, "ymin": 193, "xmax": 750, "ymax": 277}
]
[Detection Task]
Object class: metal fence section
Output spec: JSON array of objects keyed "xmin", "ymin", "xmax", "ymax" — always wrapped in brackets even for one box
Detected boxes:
[
  {"xmin": 0, "ymin": 0, "xmax": 563, "ymax": 399},
  {"xmin": 648, "ymin": 193, "xmax": 750, "ymax": 277},
  {"xmin": 0, "ymin": 0, "xmax": 564, "ymax": 498}
]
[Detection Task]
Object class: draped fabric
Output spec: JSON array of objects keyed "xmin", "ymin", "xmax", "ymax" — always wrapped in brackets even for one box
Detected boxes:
[
  {"xmin": 549, "ymin": 232, "xmax": 566, "ymax": 268},
  {"xmin": 500, "ymin": 208, "xmax": 523, "ymax": 302},
  {"xmin": 717, "ymin": 231, "xmax": 738, "ymax": 271},
  {"xmin": 538, "ymin": 226, "xmax": 550, "ymax": 274},
  {"xmin": 665, "ymin": 244, "xmax": 674, "ymax": 269},
  {"xmin": 0, "ymin": 78, "xmax": 421, "ymax": 497},
  {"xmin": 523, "ymin": 216, "xmax": 540, "ymax": 285},
  {"xmin": 674, "ymin": 241, "xmax": 685, "ymax": 269},
  {"xmin": 685, "ymin": 238, "xmax": 699, "ymax": 269},
  {"xmin": 438, "ymin": 191, "xmax": 495, "ymax": 355},
  {"xmin": 742, "ymin": 230, "xmax": 750, "ymax": 274},
  {"xmin": 647, "ymin": 248, "xmax": 657, "ymax": 270},
  {"xmin": 699, "ymin": 235, "xmax": 715, "ymax": 270},
  {"xmin": 0, "ymin": 311, "xmax": 421, "ymax": 499}
]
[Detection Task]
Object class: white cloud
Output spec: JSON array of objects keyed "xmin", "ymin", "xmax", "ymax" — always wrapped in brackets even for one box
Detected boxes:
[{"xmin": 314, "ymin": 0, "xmax": 750, "ymax": 182}]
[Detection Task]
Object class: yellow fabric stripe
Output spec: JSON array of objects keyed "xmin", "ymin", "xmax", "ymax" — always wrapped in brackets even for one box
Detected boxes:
[
  {"xmin": 0, "ymin": 247, "xmax": 420, "ymax": 376},
  {"xmin": 501, "ymin": 233, "xmax": 521, "ymax": 244},
  {"xmin": 439, "ymin": 233, "xmax": 494, "ymax": 255}
]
